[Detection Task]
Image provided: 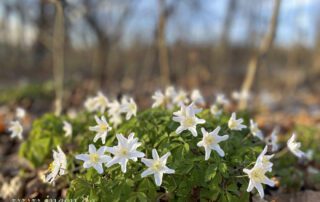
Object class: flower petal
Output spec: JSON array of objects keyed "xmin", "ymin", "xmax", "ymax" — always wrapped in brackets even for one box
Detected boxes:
[
  {"xmin": 212, "ymin": 145, "xmax": 225, "ymax": 157},
  {"xmin": 76, "ymin": 154, "xmax": 89, "ymax": 161},
  {"xmin": 189, "ymin": 127, "xmax": 198, "ymax": 137},
  {"xmin": 152, "ymin": 149, "xmax": 159, "ymax": 160},
  {"xmin": 141, "ymin": 158, "xmax": 154, "ymax": 167},
  {"xmin": 89, "ymin": 144, "xmax": 96, "ymax": 153},
  {"xmin": 255, "ymin": 183, "xmax": 264, "ymax": 198},
  {"xmin": 93, "ymin": 163, "xmax": 103, "ymax": 174},
  {"xmin": 141, "ymin": 168, "xmax": 154, "ymax": 178},
  {"xmin": 154, "ymin": 172, "xmax": 163, "ymax": 186}
]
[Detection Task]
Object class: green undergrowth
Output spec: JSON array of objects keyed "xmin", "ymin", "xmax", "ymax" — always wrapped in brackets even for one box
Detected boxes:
[
  {"xmin": 0, "ymin": 82, "xmax": 54, "ymax": 104},
  {"xmin": 19, "ymin": 108, "xmax": 320, "ymax": 201}
]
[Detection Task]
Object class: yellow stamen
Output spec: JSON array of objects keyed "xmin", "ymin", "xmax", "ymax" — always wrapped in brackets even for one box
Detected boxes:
[
  {"xmin": 48, "ymin": 162, "xmax": 55, "ymax": 172},
  {"xmin": 250, "ymin": 167, "xmax": 265, "ymax": 183},
  {"xmin": 89, "ymin": 153, "xmax": 100, "ymax": 163},
  {"xmin": 204, "ymin": 135, "xmax": 215, "ymax": 145},
  {"xmin": 152, "ymin": 161, "xmax": 163, "ymax": 171},
  {"xmin": 99, "ymin": 124, "xmax": 108, "ymax": 131},
  {"xmin": 184, "ymin": 117, "xmax": 195, "ymax": 127},
  {"xmin": 119, "ymin": 148, "xmax": 128, "ymax": 156}
]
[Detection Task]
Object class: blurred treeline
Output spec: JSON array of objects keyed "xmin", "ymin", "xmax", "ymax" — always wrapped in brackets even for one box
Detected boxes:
[{"xmin": 0, "ymin": 0, "xmax": 320, "ymax": 95}]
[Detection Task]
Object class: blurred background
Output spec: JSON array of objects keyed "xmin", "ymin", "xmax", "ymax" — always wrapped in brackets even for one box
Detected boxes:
[{"xmin": 0, "ymin": 0, "xmax": 319, "ymax": 115}]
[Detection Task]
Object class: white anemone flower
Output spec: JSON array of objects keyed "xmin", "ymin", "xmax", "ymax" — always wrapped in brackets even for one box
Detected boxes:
[
  {"xmin": 232, "ymin": 90, "xmax": 251, "ymax": 101},
  {"xmin": 8, "ymin": 121, "xmax": 23, "ymax": 140},
  {"xmin": 45, "ymin": 146, "xmax": 67, "ymax": 183},
  {"xmin": 266, "ymin": 127, "xmax": 279, "ymax": 152},
  {"xmin": 210, "ymin": 104, "xmax": 222, "ymax": 117},
  {"xmin": 63, "ymin": 121, "xmax": 72, "ymax": 137},
  {"xmin": 173, "ymin": 89, "xmax": 189, "ymax": 105},
  {"xmin": 84, "ymin": 97, "xmax": 98, "ymax": 112},
  {"xmin": 16, "ymin": 107, "xmax": 26, "ymax": 119},
  {"xmin": 152, "ymin": 90, "xmax": 166, "ymax": 108},
  {"xmin": 76, "ymin": 144, "xmax": 111, "ymax": 174},
  {"xmin": 197, "ymin": 127, "xmax": 229, "ymax": 160},
  {"xmin": 89, "ymin": 115, "xmax": 112, "ymax": 144},
  {"xmin": 173, "ymin": 102, "xmax": 202, "ymax": 117},
  {"xmin": 94, "ymin": 91, "xmax": 109, "ymax": 113},
  {"xmin": 110, "ymin": 113, "xmax": 122, "ymax": 128},
  {"xmin": 151, "ymin": 86, "xmax": 176, "ymax": 109},
  {"xmin": 256, "ymin": 146, "xmax": 274, "ymax": 172},
  {"xmin": 228, "ymin": 112, "xmax": 246, "ymax": 131},
  {"xmin": 172, "ymin": 104, "xmax": 205, "ymax": 137},
  {"xmin": 121, "ymin": 97, "xmax": 137, "ymax": 120},
  {"xmin": 250, "ymin": 119, "xmax": 264, "ymax": 140},
  {"xmin": 108, "ymin": 99, "xmax": 123, "ymax": 127},
  {"xmin": 141, "ymin": 149, "xmax": 175, "ymax": 186},
  {"xmin": 191, "ymin": 89, "xmax": 205, "ymax": 105},
  {"xmin": 165, "ymin": 86, "xmax": 176, "ymax": 98},
  {"xmin": 306, "ymin": 149, "xmax": 314, "ymax": 161},
  {"xmin": 287, "ymin": 133, "xmax": 306, "ymax": 158},
  {"xmin": 215, "ymin": 93, "xmax": 229, "ymax": 106},
  {"xmin": 106, "ymin": 133, "xmax": 145, "ymax": 173},
  {"xmin": 243, "ymin": 164, "xmax": 274, "ymax": 198}
]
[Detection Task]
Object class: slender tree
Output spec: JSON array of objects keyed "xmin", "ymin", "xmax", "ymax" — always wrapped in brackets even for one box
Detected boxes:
[
  {"xmin": 239, "ymin": 0, "xmax": 281, "ymax": 109},
  {"xmin": 52, "ymin": 0, "xmax": 66, "ymax": 115}
]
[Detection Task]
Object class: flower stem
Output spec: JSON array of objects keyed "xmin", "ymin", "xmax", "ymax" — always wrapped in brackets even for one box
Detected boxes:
[{"xmin": 274, "ymin": 147, "xmax": 289, "ymax": 159}]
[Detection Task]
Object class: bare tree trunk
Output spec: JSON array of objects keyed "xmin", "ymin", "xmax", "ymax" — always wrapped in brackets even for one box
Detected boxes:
[
  {"xmin": 52, "ymin": 0, "xmax": 65, "ymax": 116},
  {"xmin": 33, "ymin": 0, "xmax": 52, "ymax": 70},
  {"xmin": 84, "ymin": 6, "xmax": 109, "ymax": 89},
  {"xmin": 216, "ymin": 0, "xmax": 236, "ymax": 87},
  {"xmin": 157, "ymin": 0, "xmax": 170, "ymax": 86},
  {"xmin": 239, "ymin": 0, "xmax": 281, "ymax": 109}
]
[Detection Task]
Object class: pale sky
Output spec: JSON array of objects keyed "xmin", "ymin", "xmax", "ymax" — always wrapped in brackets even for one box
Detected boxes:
[{"xmin": 0, "ymin": 0, "xmax": 318, "ymax": 48}]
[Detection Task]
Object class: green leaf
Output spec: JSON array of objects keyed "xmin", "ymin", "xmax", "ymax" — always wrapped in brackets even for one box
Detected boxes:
[{"xmin": 205, "ymin": 164, "xmax": 217, "ymax": 182}]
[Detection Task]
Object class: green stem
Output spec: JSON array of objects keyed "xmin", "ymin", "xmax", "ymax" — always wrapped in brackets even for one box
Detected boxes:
[{"xmin": 274, "ymin": 147, "xmax": 289, "ymax": 159}]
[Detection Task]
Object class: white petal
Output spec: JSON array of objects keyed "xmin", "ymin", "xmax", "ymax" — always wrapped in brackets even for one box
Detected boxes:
[
  {"xmin": 89, "ymin": 126, "xmax": 99, "ymax": 132},
  {"xmin": 100, "ymin": 155, "xmax": 111, "ymax": 163},
  {"xmin": 201, "ymin": 127, "xmax": 207, "ymax": 136},
  {"xmin": 93, "ymin": 163, "xmax": 103, "ymax": 174},
  {"xmin": 210, "ymin": 126, "xmax": 221, "ymax": 136},
  {"xmin": 97, "ymin": 146, "xmax": 107, "ymax": 155},
  {"xmin": 196, "ymin": 118, "xmax": 206, "ymax": 124},
  {"xmin": 94, "ymin": 115, "xmax": 100, "ymax": 124},
  {"xmin": 116, "ymin": 134, "xmax": 127, "ymax": 146},
  {"xmin": 106, "ymin": 157, "xmax": 121, "ymax": 167},
  {"xmin": 83, "ymin": 161, "xmax": 92, "ymax": 168},
  {"xmin": 197, "ymin": 141, "xmax": 204, "ymax": 147},
  {"xmin": 120, "ymin": 158, "xmax": 128, "ymax": 173},
  {"xmin": 105, "ymin": 146, "xmax": 117, "ymax": 154},
  {"xmin": 93, "ymin": 134, "xmax": 101, "ymax": 143},
  {"xmin": 216, "ymin": 134, "xmax": 229, "ymax": 142},
  {"xmin": 89, "ymin": 144, "xmax": 96, "ymax": 153},
  {"xmin": 141, "ymin": 168, "xmax": 154, "ymax": 177},
  {"xmin": 255, "ymin": 183, "xmax": 264, "ymax": 198},
  {"xmin": 212, "ymin": 145, "xmax": 225, "ymax": 157},
  {"xmin": 204, "ymin": 147, "xmax": 212, "ymax": 160},
  {"xmin": 152, "ymin": 149, "xmax": 159, "ymax": 160},
  {"xmin": 172, "ymin": 116, "xmax": 182, "ymax": 122},
  {"xmin": 129, "ymin": 151, "xmax": 145, "ymax": 159},
  {"xmin": 160, "ymin": 152, "xmax": 171, "ymax": 163},
  {"xmin": 154, "ymin": 172, "xmax": 163, "ymax": 186},
  {"xmin": 76, "ymin": 154, "xmax": 89, "ymax": 161},
  {"xmin": 163, "ymin": 166, "xmax": 175, "ymax": 174},
  {"xmin": 141, "ymin": 158, "xmax": 154, "ymax": 167},
  {"xmin": 263, "ymin": 177, "xmax": 275, "ymax": 187},
  {"xmin": 247, "ymin": 180, "xmax": 254, "ymax": 192},
  {"xmin": 243, "ymin": 168, "xmax": 250, "ymax": 174},
  {"xmin": 176, "ymin": 126, "xmax": 185, "ymax": 134},
  {"xmin": 189, "ymin": 127, "xmax": 198, "ymax": 137}
]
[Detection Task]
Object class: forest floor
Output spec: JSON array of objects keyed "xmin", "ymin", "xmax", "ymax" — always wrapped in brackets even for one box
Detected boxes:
[{"xmin": 0, "ymin": 81, "xmax": 320, "ymax": 201}]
